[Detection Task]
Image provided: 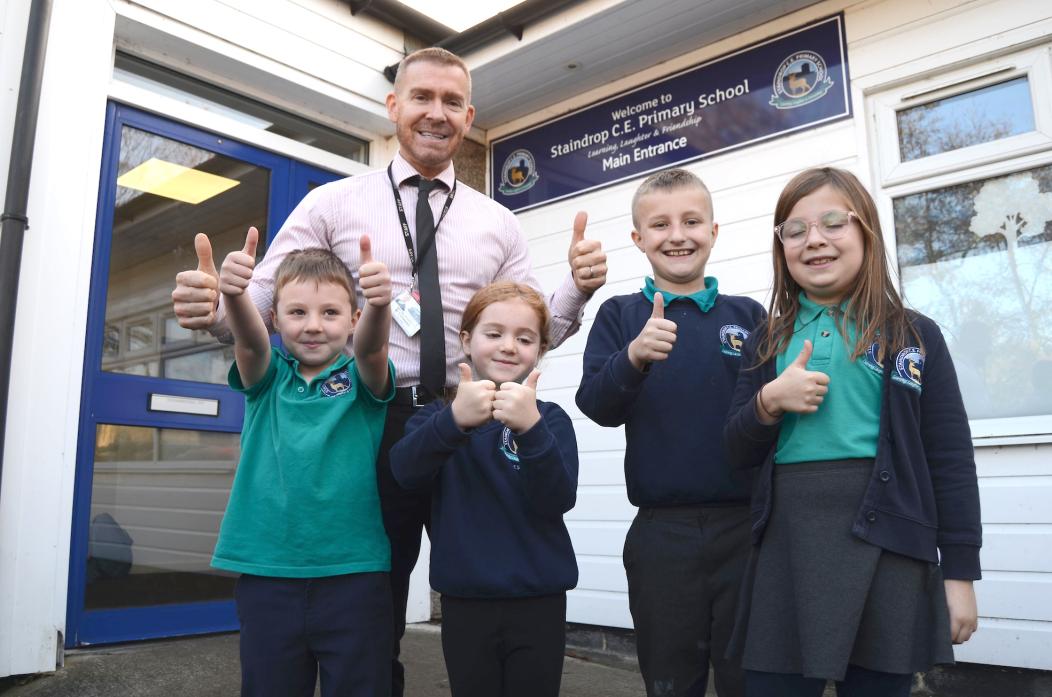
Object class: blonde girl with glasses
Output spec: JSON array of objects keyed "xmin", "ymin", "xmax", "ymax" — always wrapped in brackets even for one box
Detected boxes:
[{"xmin": 724, "ymin": 167, "xmax": 981, "ymax": 697}]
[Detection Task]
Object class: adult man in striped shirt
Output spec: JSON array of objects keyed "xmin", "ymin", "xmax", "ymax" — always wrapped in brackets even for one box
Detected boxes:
[{"xmin": 172, "ymin": 46, "xmax": 606, "ymax": 697}]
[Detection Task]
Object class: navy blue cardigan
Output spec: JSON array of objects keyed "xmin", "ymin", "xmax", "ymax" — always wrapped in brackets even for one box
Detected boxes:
[
  {"xmin": 390, "ymin": 400, "xmax": 579, "ymax": 598},
  {"xmin": 724, "ymin": 312, "xmax": 982, "ymax": 580}
]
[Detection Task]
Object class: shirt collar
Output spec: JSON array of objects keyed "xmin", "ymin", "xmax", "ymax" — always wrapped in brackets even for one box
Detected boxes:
[
  {"xmin": 392, "ymin": 151, "xmax": 456, "ymax": 191},
  {"xmin": 642, "ymin": 276, "xmax": 719, "ymax": 313},
  {"xmin": 277, "ymin": 348, "xmax": 352, "ymax": 382},
  {"xmin": 795, "ymin": 292, "xmax": 846, "ymax": 330}
]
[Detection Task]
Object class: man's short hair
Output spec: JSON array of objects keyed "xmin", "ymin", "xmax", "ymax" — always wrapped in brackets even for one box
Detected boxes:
[
  {"xmin": 631, "ymin": 168, "xmax": 713, "ymax": 228},
  {"xmin": 394, "ymin": 47, "xmax": 472, "ymax": 102},
  {"xmin": 273, "ymin": 248, "xmax": 357, "ymax": 310}
]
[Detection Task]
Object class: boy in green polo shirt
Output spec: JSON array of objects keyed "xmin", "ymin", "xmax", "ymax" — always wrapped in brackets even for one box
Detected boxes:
[{"xmin": 210, "ymin": 227, "xmax": 395, "ymax": 697}]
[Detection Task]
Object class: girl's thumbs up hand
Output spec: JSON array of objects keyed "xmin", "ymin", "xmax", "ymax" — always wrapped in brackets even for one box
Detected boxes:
[
  {"xmin": 219, "ymin": 227, "xmax": 259, "ymax": 297},
  {"xmin": 628, "ymin": 292, "xmax": 678, "ymax": 370},
  {"xmin": 759, "ymin": 340, "xmax": 831, "ymax": 420},
  {"xmin": 451, "ymin": 362, "xmax": 496, "ymax": 430},
  {"xmin": 494, "ymin": 369, "xmax": 542, "ymax": 434}
]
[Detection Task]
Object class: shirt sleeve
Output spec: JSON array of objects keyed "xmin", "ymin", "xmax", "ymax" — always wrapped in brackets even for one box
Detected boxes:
[
  {"xmin": 210, "ymin": 186, "xmax": 336, "ymax": 342},
  {"xmin": 515, "ymin": 403, "xmax": 579, "ymax": 518},
  {"xmin": 492, "ymin": 206, "xmax": 588, "ymax": 349},
  {"xmin": 227, "ymin": 347, "xmax": 280, "ymax": 400},
  {"xmin": 576, "ymin": 297, "xmax": 648, "ymax": 427},
  {"xmin": 723, "ymin": 323, "xmax": 781, "ymax": 470},
  {"xmin": 917, "ymin": 319, "xmax": 982, "ymax": 579},
  {"xmin": 389, "ymin": 402, "xmax": 468, "ymax": 490},
  {"xmin": 352, "ymin": 359, "xmax": 397, "ymax": 407}
]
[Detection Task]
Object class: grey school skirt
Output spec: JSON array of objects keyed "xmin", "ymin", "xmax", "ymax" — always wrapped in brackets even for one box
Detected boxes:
[{"xmin": 732, "ymin": 458, "xmax": 954, "ymax": 681}]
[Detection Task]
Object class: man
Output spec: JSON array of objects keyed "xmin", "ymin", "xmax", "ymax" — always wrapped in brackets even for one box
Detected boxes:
[{"xmin": 172, "ymin": 47, "xmax": 607, "ymax": 697}]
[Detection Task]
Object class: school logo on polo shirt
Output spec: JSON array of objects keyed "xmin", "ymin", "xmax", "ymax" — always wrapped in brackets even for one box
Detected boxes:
[
  {"xmin": 770, "ymin": 51, "xmax": 834, "ymax": 110},
  {"xmin": 500, "ymin": 427, "xmax": 521, "ymax": 469},
  {"xmin": 719, "ymin": 325, "xmax": 749, "ymax": 356},
  {"xmin": 498, "ymin": 149, "xmax": 540, "ymax": 195},
  {"xmin": 320, "ymin": 371, "xmax": 352, "ymax": 397},
  {"xmin": 863, "ymin": 341, "xmax": 884, "ymax": 375},
  {"xmin": 893, "ymin": 348, "xmax": 924, "ymax": 393}
]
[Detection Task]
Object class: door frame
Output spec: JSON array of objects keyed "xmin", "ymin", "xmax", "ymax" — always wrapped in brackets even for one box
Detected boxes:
[{"xmin": 65, "ymin": 102, "xmax": 342, "ymax": 646}]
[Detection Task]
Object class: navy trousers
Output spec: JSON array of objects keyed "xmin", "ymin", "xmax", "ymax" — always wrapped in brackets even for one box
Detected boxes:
[{"xmin": 235, "ymin": 572, "xmax": 392, "ymax": 697}]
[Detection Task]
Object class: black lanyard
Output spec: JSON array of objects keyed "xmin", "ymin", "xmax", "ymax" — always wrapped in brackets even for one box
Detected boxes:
[{"xmin": 387, "ymin": 163, "xmax": 456, "ymax": 279}]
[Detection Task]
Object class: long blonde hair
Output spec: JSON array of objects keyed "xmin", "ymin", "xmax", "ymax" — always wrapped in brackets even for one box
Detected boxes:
[{"xmin": 757, "ymin": 167, "xmax": 918, "ymax": 365}]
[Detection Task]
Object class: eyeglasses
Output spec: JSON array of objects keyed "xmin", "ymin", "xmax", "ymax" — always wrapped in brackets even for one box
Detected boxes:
[{"xmin": 774, "ymin": 210, "xmax": 858, "ymax": 247}]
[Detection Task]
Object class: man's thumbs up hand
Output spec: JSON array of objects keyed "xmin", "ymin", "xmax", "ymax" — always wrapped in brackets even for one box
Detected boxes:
[
  {"xmin": 172, "ymin": 233, "xmax": 222, "ymax": 329},
  {"xmin": 568, "ymin": 211, "xmax": 607, "ymax": 295}
]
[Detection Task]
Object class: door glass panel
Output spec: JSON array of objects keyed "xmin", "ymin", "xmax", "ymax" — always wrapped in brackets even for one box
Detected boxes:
[
  {"xmin": 101, "ymin": 126, "xmax": 269, "ymax": 384},
  {"xmin": 893, "ymin": 164, "xmax": 1052, "ymax": 420},
  {"xmin": 86, "ymin": 424, "xmax": 240, "ymax": 610}
]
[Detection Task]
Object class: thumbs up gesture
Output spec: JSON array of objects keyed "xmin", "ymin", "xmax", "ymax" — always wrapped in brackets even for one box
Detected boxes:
[
  {"xmin": 451, "ymin": 363, "xmax": 497, "ymax": 430},
  {"xmin": 568, "ymin": 211, "xmax": 607, "ymax": 295},
  {"xmin": 494, "ymin": 369, "xmax": 543, "ymax": 434},
  {"xmin": 759, "ymin": 340, "xmax": 831, "ymax": 419},
  {"xmin": 219, "ymin": 227, "xmax": 259, "ymax": 297},
  {"xmin": 172, "ymin": 232, "xmax": 222, "ymax": 328},
  {"xmin": 358, "ymin": 235, "xmax": 392, "ymax": 307},
  {"xmin": 627, "ymin": 292, "xmax": 678, "ymax": 370}
]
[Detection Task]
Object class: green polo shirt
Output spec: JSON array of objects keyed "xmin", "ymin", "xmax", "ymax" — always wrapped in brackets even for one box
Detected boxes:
[
  {"xmin": 774, "ymin": 295, "xmax": 883, "ymax": 464},
  {"xmin": 212, "ymin": 348, "xmax": 395, "ymax": 577}
]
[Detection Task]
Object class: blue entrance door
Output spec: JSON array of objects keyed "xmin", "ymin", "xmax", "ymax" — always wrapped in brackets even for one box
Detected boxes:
[{"xmin": 66, "ymin": 103, "xmax": 343, "ymax": 646}]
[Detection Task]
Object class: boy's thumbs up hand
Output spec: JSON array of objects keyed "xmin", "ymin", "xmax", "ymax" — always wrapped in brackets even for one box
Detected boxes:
[
  {"xmin": 358, "ymin": 234, "xmax": 392, "ymax": 308},
  {"xmin": 568, "ymin": 211, "xmax": 607, "ymax": 295},
  {"xmin": 451, "ymin": 362, "xmax": 496, "ymax": 430},
  {"xmin": 219, "ymin": 227, "xmax": 259, "ymax": 297},
  {"xmin": 628, "ymin": 292, "xmax": 678, "ymax": 370},
  {"xmin": 494, "ymin": 369, "xmax": 543, "ymax": 434},
  {"xmin": 173, "ymin": 233, "xmax": 221, "ymax": 328},
  {"xmin": 761, "ymin": 339, "xmax": 831, "ymax": 417}
]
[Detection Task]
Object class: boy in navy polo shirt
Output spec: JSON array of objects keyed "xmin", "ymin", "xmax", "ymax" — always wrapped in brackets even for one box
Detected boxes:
[
  {"xmin": 211, "ymin": 227, "xmax": 396, "ymax": 697},
  {"xmin": 576, "ymin": 169, "xmax": 765, "ymax": 697}
]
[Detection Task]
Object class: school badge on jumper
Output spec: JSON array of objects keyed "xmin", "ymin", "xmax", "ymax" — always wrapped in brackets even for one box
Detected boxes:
[
  {"xmin": 892, "ymin": 347, "xmax": 924, "ymax": 393},
  {"xmin": 500, "ymin": 427, "xmax": 521, "ymax": 469},
  {"xmin": 321, "ymin": 371, "xmax": 352, "ymax": 397},
  {"xmin": 719, "ymin": 324, "xmax": 749, "ymax": 357},
  {"xmin": 498, "ymin": 149, "xmax": 540, "ymax": 195},
  {"xmin": 769, "ymin": 51, "xmax": 834, "ymax": 110}
]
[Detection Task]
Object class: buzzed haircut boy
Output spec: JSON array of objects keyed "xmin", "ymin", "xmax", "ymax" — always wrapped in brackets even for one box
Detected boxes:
[{"xmin": 576, "ymin": 168, "xmax": 765, "ymax": 697}]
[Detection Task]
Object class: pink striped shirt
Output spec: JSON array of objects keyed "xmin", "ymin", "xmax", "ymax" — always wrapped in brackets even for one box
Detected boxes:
[{"xmin": 212, "ymin": 151, "xmax": 587, "ymax": 388}]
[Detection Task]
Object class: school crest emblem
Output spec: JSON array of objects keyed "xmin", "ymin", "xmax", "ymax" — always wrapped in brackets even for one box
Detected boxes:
[
  {"xmin": 892, "ymin": 347, "xmax": 924, "ymax": 393},
  {"xmin": 321, "ymin": 371, "xmax": 352, "ymax": 397},
  {"xmin": 500, "ymin": 427, "xmax": 521, "ymax": 469},
  {"xmin": 498, "ymin": 149, "xmax": 540, "ymax": 195},
  {"xmin": 862, "ymin": 341, "xmax": 884, "ymax": 375},
  {"xmin": 770, "ymin": 51, "xmax": 834, "ymax": 110},
  {"xmin": 720, "ymin": 325, "xmax": 749, "ymax": 357}
]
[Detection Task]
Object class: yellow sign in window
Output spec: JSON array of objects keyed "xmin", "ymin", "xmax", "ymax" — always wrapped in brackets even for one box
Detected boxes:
[{"xmin": 117, "ymin": 158, "xmax": 240, "ymax": 204}]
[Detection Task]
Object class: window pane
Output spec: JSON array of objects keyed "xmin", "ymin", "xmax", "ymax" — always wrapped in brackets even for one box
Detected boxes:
[
  {"xmin": 893, "ymin": 165, "xmax": 1052, "ymax": 420},
  {"xmin": 897, "ymin": 77, "xmax": 1035, "ymax": 161},
  {"xmin": 101, "ymin": 125, "xmax": 268, "ymax": 384},
  {"xmin": 87, "ymin": 424, "xmax": 239, "ymax": 610}
]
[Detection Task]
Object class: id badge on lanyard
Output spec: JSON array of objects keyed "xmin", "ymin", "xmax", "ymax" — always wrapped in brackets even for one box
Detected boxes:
[{"xmin": 386, "ymin": 163, "xmax": 456, "ymax": 338}]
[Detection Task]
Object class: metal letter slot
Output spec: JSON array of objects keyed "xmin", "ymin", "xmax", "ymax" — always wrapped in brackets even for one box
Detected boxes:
[{"xmin": 149, "ymin": 393, "xmax": 220, "ymax": 417}]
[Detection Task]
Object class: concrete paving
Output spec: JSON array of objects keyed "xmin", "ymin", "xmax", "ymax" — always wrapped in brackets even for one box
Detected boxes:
[{"xmin": 0, "ymin": 624, "xmax": 647, "ymax": 697}]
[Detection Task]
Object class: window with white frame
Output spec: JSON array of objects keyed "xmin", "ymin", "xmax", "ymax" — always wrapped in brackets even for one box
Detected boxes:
[{"xmin": 871, "ymin": 45, "xmax": 1052, "ymax": 439}]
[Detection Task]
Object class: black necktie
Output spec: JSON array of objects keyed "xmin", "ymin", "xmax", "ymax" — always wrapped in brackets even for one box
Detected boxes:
[{"xmin": 415, "ymin": 177, "xmax": 445, "ymax": 396}]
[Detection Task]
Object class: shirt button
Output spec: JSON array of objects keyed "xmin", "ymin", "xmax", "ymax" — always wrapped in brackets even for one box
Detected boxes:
[
  {"xmin": 866, "ymin": 511, "xmax": 877, "ymax": 523},
  {"xmin": 821, "ymin": 330, "xmax": 831, "ymax": 337},
  {"xmin": 879, "ymin": 470, "xmax": 891, "ymax": 482},
  {"xmin": 298, "ymin": 386, "xmax": 305, "ymax": 393}
]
